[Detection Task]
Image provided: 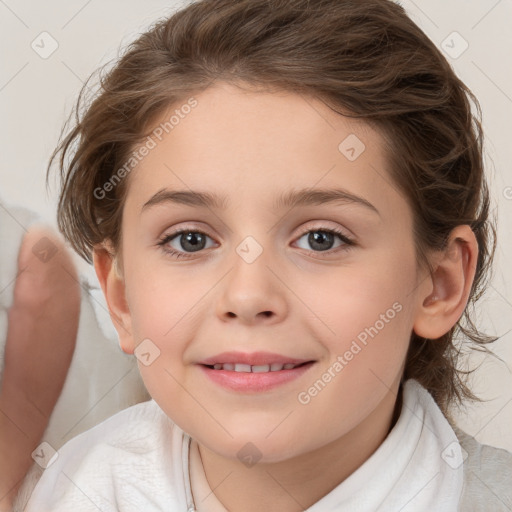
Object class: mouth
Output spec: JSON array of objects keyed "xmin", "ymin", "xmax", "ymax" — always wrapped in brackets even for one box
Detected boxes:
[
  {"xmin": 204, "ymin": 362, "xmax": 310, "ymax": 372},
  {"xmin": 198, "ymin": 352, "xmax": 316, "ymax": 392}
]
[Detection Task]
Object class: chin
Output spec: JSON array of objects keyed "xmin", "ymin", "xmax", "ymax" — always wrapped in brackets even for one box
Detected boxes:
[{"xmin": 198, "ymin": 430, "xmax": 310, "ymax": 466}]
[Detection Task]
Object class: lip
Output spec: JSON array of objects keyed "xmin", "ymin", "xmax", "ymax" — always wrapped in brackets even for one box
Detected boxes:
[
  {"xmin": 197, "ymin": 351, "xmax": 316, "ymax": 393},
  {"xmin": 199, "ymin": 351, "xmax": 310, "ymax": 366}
]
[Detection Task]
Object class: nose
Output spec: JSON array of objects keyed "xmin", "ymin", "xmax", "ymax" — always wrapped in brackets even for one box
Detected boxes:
[{"xmin": 215, "ymin": 250, "xmax": 288, "ymax": 325}]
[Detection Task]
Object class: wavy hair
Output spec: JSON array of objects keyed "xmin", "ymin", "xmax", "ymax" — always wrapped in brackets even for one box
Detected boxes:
[{"xmin": 48, "ymin": 0, "xmax": 498, "ymax": 412}]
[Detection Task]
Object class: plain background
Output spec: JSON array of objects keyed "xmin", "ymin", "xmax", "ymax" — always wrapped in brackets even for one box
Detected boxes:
[{"xmin": 0, "ymin": 0, "xmax": 511, "ymax": 451}]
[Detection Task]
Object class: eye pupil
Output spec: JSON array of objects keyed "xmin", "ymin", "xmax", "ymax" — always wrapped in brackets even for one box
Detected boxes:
[
  {"xmin": 181, "ymin": 232, "xmax": 205, "ymax": 252},
  {"xmin": 163, "ymin": 227, "xmax": 348, "ymax": 259},
  {"xmin": 309, "ymin": 231, "xmax": 334, "ymax": 252}
]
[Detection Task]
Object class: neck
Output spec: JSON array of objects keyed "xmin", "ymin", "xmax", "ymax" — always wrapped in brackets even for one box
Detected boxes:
[{"xmin": 198, "ymin": 383, "xmax": 403, "ymax": 512}]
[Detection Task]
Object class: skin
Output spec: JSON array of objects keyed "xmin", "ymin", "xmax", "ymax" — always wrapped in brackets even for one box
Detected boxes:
[
  {"xmin": 94, "ymin": 81, "xmax": 478, "ymax": 512},
  {"xmin": 0, "ymin": 225, "xmax": 80, "ymax": 511}
]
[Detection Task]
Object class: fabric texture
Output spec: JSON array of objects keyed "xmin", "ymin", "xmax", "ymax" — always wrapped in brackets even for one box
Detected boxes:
[
  {"xmin": 22, "ymin": 379, "xmax": 512, "ymax": 511},
  {"xmin": 454, "ymin": 426, "xmax": 512, "ymax": 511}
]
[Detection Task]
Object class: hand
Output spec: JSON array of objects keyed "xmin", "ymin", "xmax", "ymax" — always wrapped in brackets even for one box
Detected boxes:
[{"xmin": 0, "ymin": 226, "xmax": 80, "ymax": 511}]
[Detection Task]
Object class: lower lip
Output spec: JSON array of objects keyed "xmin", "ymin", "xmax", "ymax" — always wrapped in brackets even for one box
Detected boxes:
[{"xmin": 198, "ymin": 362, "xmax": 315, "ymax": 392}]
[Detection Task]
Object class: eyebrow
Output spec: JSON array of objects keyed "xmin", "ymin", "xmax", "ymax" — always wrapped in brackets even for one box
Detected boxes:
[{"xmin": 141, "ymin": 187, "xmax": 380, "ymax": 216}]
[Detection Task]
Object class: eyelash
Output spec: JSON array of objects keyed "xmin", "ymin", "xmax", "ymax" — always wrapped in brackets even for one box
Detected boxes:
[{"xmin": 156, "ymin": 225, "xmax": 355, "ymax": 260}]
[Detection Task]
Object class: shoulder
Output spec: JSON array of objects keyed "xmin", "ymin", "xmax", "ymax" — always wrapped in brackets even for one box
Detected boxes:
[
  {"xmin": 453, "ymin": 427, "xmax": 512, "ymax": 511},
  {"xmin": 56, "ymin": 398, "xmax": 172, "ymax": 460},
  {"xmin": 23, "ymin": 400, "xmax": 188, "ymax": 511}
]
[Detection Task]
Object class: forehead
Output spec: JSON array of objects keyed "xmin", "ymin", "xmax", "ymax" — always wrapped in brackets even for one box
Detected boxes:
[{"xmin": 124, "ymin": 82, "xmax": 403, "ymax": 220}]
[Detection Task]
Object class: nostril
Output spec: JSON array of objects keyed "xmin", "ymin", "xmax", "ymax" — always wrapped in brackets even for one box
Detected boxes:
[{"xmin": 226, "ymin": 311, "xmax": 272, "ymax": 319}]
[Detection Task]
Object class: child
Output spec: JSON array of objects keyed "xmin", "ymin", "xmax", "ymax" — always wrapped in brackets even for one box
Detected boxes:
[{"xmin": 23, "ymin": 0, "xmax": 512, "ymax": 510}]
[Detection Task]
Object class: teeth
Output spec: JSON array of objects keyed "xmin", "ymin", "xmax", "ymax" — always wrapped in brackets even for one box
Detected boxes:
[
  {"xmin": 234, "ymin": 363, "xmax": 252, "ymax": 373},
  {"xmin": 210, "ymin": 362, "xmax": 299, "ymax": 372},
  {"xmin": 252, "ymin": 365, "xmax": 270, "ymax": 373}
]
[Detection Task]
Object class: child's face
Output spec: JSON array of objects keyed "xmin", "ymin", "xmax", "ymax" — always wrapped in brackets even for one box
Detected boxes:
[{"xmin": 114, "ymin": 81, "xmax": 430, "ymax": 462}]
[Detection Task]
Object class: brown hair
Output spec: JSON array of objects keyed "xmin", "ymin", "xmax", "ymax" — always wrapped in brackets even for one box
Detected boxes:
[{"xmin": 48, "ymin": 0, "xmax": 497, "ymax": 412}]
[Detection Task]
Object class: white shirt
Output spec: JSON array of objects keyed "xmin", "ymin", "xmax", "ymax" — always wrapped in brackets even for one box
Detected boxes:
[{"xmin": 23, "ymin": 379, "xmax": 512, "ymax": 511}]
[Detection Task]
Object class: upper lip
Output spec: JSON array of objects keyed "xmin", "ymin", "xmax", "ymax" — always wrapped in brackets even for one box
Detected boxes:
[{"xmin": 198, "ymin": 351, "xmax": 313, "ymax": 366}]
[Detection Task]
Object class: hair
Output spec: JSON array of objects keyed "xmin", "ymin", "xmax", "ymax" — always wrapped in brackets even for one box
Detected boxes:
[{"xmin": 48, "ymin": 0, "xmax": 497, "ymax": 413}]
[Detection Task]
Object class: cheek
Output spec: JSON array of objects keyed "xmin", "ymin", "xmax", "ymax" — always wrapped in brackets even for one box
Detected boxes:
[
  {"xmin": 297, "ymin": 249, "xmax": 417, "ymax": 395},
  {"xmin": 291, "ymin": 264, "xmax": 416, "ymax": 447},
  {"xmin": 124, "ymin": 263, "xmax": 212, "ymax": 395},
  {"xmin": 304, "ymin": 252, "xmax": 415, "ymax": 338},
  {"xmin": 125, "ymin": 260, "xmax": 208, "ymax": 342}
]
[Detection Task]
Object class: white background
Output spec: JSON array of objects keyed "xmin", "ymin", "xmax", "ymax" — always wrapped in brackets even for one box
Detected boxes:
[{"xmin": 0, "ymin": 0, "xmax": 511, "ymax": 451}]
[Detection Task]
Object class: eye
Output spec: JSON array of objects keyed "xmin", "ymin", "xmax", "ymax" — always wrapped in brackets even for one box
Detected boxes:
[
  {"xmin": 294, "ymin": 227, "xmax": 354, "ymax": 254},
  {"xmin": 157, "ymin": 229, "xmax": 216, "ymax": 259},
  {"xmin": 157, "ymin": 225, "xmax": 355, "ymax": 260}
]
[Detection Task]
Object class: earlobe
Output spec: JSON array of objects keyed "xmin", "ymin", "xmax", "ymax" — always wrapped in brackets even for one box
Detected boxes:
[
  {"xmin": 413, "ymin": 225, "xmax": 478, "ymax": 340},
  {"xmin": 92, "ymin": 243, "xmax": 135, "ymax": 354}
]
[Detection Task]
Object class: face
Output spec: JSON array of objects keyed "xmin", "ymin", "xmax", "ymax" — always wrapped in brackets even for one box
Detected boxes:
[{"xmin": 111, "ymin": 81, "xmax": 428, "ymax": 463}]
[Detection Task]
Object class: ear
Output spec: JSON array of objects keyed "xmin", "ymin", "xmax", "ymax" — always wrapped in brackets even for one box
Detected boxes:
[
  {"xmin": 92, "ymin": 242, "xmax": 135, "ymax": 354},
  {"xmin": 413, "ymin": 225, "xmax": 478, "ymax": 340}
]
